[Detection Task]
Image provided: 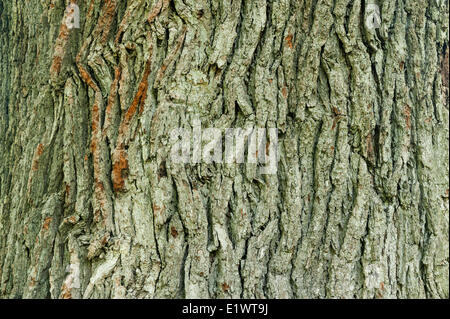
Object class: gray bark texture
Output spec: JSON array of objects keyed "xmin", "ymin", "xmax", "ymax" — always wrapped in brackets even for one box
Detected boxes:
[{"xmin": 0, "ymin": 0, "xmax": 448, "ymax": 299}]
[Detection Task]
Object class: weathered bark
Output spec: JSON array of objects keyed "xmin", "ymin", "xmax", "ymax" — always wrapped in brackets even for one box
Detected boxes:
[{"xmin": 0, "ymin": 0, "xmax": 448, "ymax": 299}]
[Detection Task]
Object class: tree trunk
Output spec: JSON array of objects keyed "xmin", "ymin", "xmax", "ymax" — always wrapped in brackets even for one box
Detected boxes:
[{"xmin": 0, "ymin": 0, "xmax": 448, "ymax": 299}]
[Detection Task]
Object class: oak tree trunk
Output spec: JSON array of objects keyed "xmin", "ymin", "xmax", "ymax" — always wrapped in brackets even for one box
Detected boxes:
[{"xmin": 0, "ymin": 0, "xmax": 448, "ymax": 299}]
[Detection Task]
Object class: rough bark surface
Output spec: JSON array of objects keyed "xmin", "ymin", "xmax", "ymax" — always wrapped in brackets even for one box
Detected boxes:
[{"xmin": 0, "ymin": 0, "xmax": 448, "ymax": 299}]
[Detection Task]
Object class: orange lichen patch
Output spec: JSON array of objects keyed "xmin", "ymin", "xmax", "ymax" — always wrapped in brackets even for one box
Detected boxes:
[
  {"xmin": 87, "ymin": 0, "xmax": 95, "ymax": 15},
  {"xmin": 170, "ymin": 226, "xmax": 178, "ymax": 238},
  {"xmin": 94, "ymin": 181, "xmax": 109, "ymax": 218},
  {"xmin": 50, "ymin": 23, "xmax": 70, "ymax": 77},
  {"xmin": 221, "ymin": 283, "xmax": 230, "ymax": 293},
  {"xmin": 91, "ymin": 102, "xmax": 100, "ymax": 140},
  {"xmin": 94, "ymin": 209, "xmax": 102, "ymax": 223},
  {"xmin": 443, "ymin": 189, "xmax": 449, "ymax": 199},
  {"xmin": 117, "ymin": 47, "xmax": 153, "ymax": 141},
  {"xmin": 285, "ymin": 34, "xmax": 293, "ymax": 49},
  {"xmin": 78, "ymin": 64, "xmax": 100, "ymax": 91},
  {"xmin": 111, "ymin": 47, "xmax": 154, "ymax": 193},
  {"xmin": 36, "ymin": 143, "xmax": 44, "ymax": 156},
  {"xmin": 404, "ymin": 104, "xmax": 411, "ymax": 129},
  {"xmin": 152, "ymin": 203, "xmax": 166, "ymax": 218},
  {"xmin": 31, "ymin": 143, "xmax": 45, "ymax": 171},
  {"xmin": 68, "ymin": 216, "xmax": 77, "ymax": 224},
  {"xmin": 50, "ymin": 56, "xmax": 63, "ymax": 75},
  {"xmin": 60, "ymin": 284, "xmax": 72, "ymax": 299},
  {"xmin": 153, "ymin": 204, "xmax": 161, "ymax": 212},
  {"xmin": 332, "ymin": 106, "xmax": 341, "ymax": 116},
  {"xmin": 99, "ymin": 0, "xmax": 118, "ymax": 43},
  {"xmin": 137, "ymin": 60, "xmax": 152, "ymax": 115},
  {"xmin": 265, "ymin": 140, "xmax": 270, "ymax": 156},
  {"xmin": 74, "ymin": 12, "xmax": 114, "ymax": 223},
  {"xmin": 29, "ymin": 277, "xmax": 37, "ymax": 288},
  {"xmin": 101, "ymin": 234, "xmax": 109, "ymax": 246},
  {"xmin": 281, "ymin": 87, "xmax": 288, "ymax": 99},
  {"xmin": 42, "ymin": 217, "xmax": 53, "ymax": 231},
  {"xmin": 90, "ymin": 104, "xmax": 101, "ymax": 201},
  {"xmin": 331, "ymin": 117, "xmax": 338, "ymax": 130},
  {"xmin": 112, "ymin": 148, "xmax": 129, "ymax": 192}
]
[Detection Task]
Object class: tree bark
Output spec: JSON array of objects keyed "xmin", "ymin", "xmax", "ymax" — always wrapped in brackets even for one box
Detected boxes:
[{"xmin": 0, "ymin": 0, "xmax": 448, "ymax": 299}]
